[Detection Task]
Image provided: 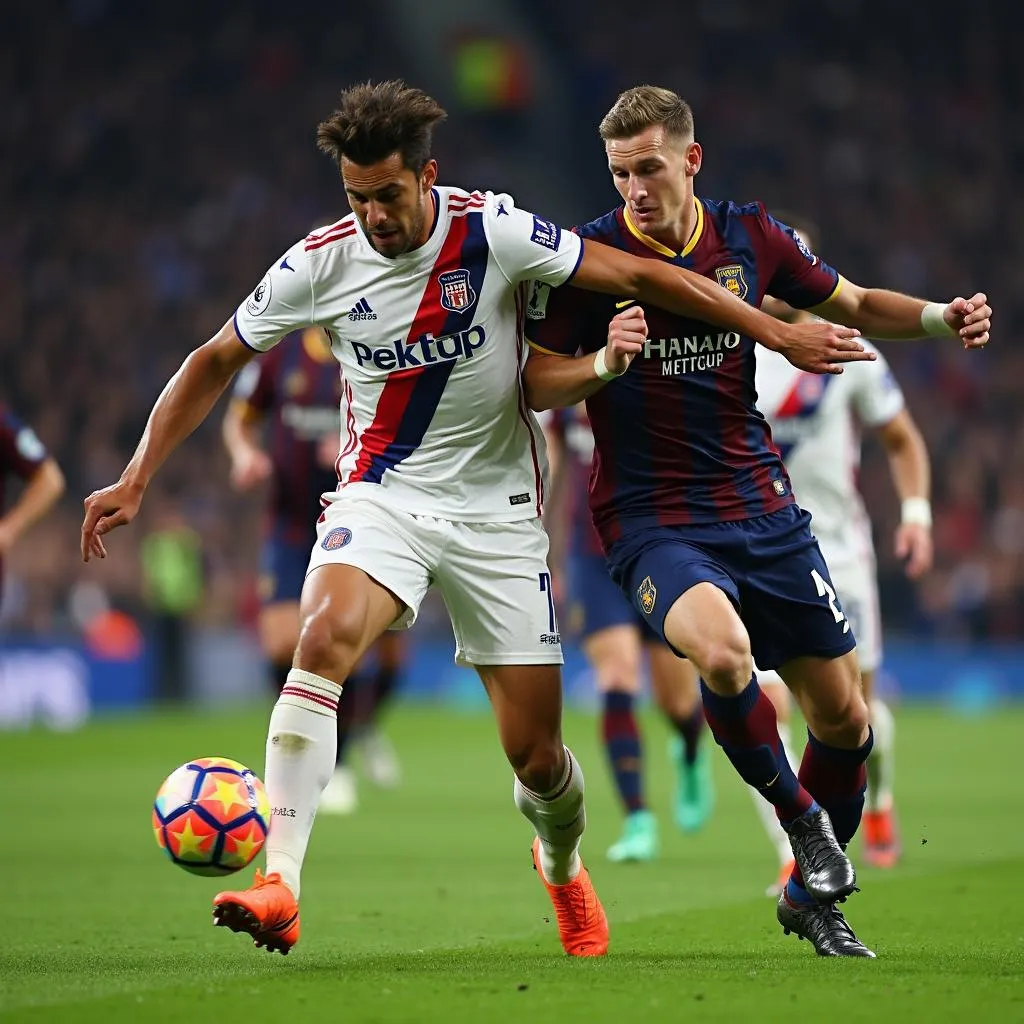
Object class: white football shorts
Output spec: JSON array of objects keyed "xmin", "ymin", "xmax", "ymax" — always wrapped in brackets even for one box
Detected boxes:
[{"xmin": 306, "ymin": 493, "xmax": 562, "ymax": 666}]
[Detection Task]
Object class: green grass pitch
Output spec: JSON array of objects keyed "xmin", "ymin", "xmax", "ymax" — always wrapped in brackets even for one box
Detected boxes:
[{"xmin": 2, "ymin": 702, "xmax": 1022, "ymax": 1022}]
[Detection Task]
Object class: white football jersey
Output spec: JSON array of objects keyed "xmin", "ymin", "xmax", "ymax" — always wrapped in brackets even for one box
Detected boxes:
[
  {"xmin": 755, "ymin": 340, "xmax": 904, "ymax": 565},
  {"xmin": 234, "ymin": 187, "xmax": 583, "ymax": 521}
]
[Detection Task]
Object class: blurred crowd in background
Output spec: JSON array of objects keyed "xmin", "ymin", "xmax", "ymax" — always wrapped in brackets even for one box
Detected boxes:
[{"xmin": 2, "ymin": 0, "xmax": 1020, "ymax": 645}]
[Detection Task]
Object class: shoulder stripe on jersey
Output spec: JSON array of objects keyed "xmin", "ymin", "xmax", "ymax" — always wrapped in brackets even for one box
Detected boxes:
[
  {"xmin": 347, "ymin": 211, "xmax": 491, "ymax": 485},
  {"xmin": 448, "ymin": 191, "xmax": 487, "ymax": 206},
  {"xmin": 306, "ymin": 215, "xmax": 354, "ymax": 241},
  {"xmin": 305, "ymin": 227, "xmax": 357, "ymax": 252}
]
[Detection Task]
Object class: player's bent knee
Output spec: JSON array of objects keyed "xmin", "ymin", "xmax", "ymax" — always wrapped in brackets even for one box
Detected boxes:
[
  {"xmin": 697, "ymin": 637, "xmax": 753, "ymax": 691},
  {"xmin": 809, "ymin": 686, "xmax": 870, "ymax": 747},
  {"xmin": 293, "ymin": 604, "xmax": 364, "ymax": 681},
  {"xmin": 508, "ymin": 740, "xmax": 565, "ymax": 795}
]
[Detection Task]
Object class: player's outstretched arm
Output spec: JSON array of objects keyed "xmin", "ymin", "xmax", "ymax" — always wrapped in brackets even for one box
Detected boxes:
[
  {"xmin": 813, "ymin": 282, "xmax": 992, "ymax": 348},
  {"xmin": 81, "ymin": 319, "xmax": 255, "ymax": 562},
  {"xmin": 572, "ymin": 239, "xmax": 869, "ymax": 374}
]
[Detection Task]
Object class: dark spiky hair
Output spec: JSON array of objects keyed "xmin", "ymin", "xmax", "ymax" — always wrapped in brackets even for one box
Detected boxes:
[{"xmin": 316, "ymin": 80, "xmax": 447, "ymax": 171}]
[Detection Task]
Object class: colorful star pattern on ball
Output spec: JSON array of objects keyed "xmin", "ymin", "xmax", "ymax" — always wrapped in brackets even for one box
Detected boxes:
[{"xmin": 153, "ymin": 756, "xmax": 270, "ymax": 877}]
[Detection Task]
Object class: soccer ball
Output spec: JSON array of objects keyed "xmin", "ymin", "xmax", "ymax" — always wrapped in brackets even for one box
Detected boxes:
[{"xmin": 152, "ymin": 756, "xmax": 270, "ymax": 876}]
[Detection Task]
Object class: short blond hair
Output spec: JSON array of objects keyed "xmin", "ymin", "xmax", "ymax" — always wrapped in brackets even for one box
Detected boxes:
[{"xmin": 599, "ymin": 86, "xmax": 694, "ymax": 142}]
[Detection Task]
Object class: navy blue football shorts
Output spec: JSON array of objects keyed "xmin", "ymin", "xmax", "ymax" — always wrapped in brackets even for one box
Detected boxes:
[
  {"xmin": 566, "ymin": 550, "xmax": 660, "ymax": 642},
  {"xmin": 605, "ymin": 504, "xmax": 857, "ymax": 670},
  {"xmin": 259, "ymin": 523, "xmax": 314, "ymax": 605}
]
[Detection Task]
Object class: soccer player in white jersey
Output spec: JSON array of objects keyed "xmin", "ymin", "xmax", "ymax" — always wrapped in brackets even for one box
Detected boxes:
[
  {"xmin": 80, "ymin": 80, "xmax": 871, "ymax": 958},
  {"xmin": 753, "ymin": 215, "xmax": 933, "ymax": 893}
]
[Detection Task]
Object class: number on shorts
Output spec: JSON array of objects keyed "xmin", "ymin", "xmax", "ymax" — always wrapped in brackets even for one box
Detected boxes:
[
  {"xmin": 811, "ymin": 568, "xmax": 849, "ymax": 633},
  {"xmin": 538, "ymin": 572, "xmax": 556, "ymax": 633}
]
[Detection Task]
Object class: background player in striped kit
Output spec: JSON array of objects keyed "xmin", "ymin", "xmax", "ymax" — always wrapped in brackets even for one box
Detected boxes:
[
  {"xmin": 752, "ymin": 214, "xmax": 933, "ymax": 891},
  {"xmin": 81, "ymin": 80, "xmax": 871, "ymax": 959},
  {"xmin": 542, "ymin": 403, "xmax": 710, "ymax": 862},
  {"xmin": 523, "ymin": 85, "xmax": 990, "ymax": 956},
  {"xmin": 0, "ymin": 404, "xmax": 65, "ymax": 603},
  {"xmin": 223, "ymin": 326, "xmax": 405, "ymax": 815}
]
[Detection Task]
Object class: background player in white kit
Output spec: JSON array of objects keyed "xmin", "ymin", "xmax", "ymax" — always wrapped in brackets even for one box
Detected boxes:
[
  {"xmin": 754, "ymin": 216, "xmax": 933, "ymax": 891},
  {"xmin": 80, "ymin": 81, "xmax": 870, "ymax": 958}
]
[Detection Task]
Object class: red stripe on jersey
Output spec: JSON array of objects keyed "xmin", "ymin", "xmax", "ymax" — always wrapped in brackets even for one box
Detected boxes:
[
  {"xmin": 449, "ymin": 191, "xmax": 486, "ymax": 205},
  {"xmin": 306, "ymin": 216, "xmax": 354, "ymax": 241},
  {"xmin": 774, "ymin": 373, "xmax": 810, "ymax": 419},
  {"xmin": 305, "ymin": 228, "xmax": 357, "ymax": 252},
  {"xmin": 513, "ymin": 283, "xmax": 543, "ymax": 515},
  {"xmin": 348, "ymin": 215, "xmax": 471, "ymax": 482},
  {"xmin": 714, "ymin": 357, "xmax": 779, "ymax": 511}
]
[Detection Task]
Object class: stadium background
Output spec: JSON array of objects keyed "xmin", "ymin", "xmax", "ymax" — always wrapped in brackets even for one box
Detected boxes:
[
  {"xmin": 3, "ymin": 3, "xmax": 1022, "ymax": 1021},
  {"xmin": 2, "ymin": 0, "xmax": 1019, "ymax": 722}
]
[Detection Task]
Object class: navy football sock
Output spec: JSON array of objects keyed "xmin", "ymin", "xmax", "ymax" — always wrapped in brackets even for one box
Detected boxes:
[
  {"xmin": 602, "ymin": 691, "xmax": 645, "ymax": 813},
  {"xmin": 666, "ymin": 704, "xmax": 705, "ymax": 765},
  {"xmin": 799, "ymin": 728, "xmax": 874, "ymax": 847},
  {"xmin": 701, "ymin": 677, "xmax": 816, "ymax": 822}
]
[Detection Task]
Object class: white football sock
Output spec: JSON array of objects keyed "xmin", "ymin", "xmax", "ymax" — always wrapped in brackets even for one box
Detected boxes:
[
  {"xmin": 866, "ymin": 698, "xmax": 895, "ymax": 812},
  {"xmin": 514, "ymin": 746, "xmax": 586, "ymax": 885},
  {"xmin": 263, "ymin": 668, "xmax": 343, "ymax": 899},
  {"xmin": 749, "ymin": 720, "xmax": 798, "ymax": 865}
]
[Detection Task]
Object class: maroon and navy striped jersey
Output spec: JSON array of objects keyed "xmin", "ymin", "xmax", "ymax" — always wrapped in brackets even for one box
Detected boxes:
[
  {"xmin": 526, "ymin": 198, "xmax": 841, "ymax": 550},
  {"xmin": 0, "ymin": 405, "xmax": 50, "ymax": 589},
  {"xmin": 231, "ymin": 329, "xmax": 342, "ymax": 542}
]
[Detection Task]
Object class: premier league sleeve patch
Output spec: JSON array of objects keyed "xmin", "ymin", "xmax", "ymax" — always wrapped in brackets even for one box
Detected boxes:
[
  {"xmin": 321, "ymin": 527, "xmax": 352, "ymax": 550},
  {"xmin": 530, "ymin": 216, "xmax": 561, "ymax": 252},
  {"xmin": 245, "ymin": 274, "xmax": 273, "ymax": 317}
]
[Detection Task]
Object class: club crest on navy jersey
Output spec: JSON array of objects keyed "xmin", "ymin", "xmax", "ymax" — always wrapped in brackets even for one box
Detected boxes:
[
  {"xmin": 714, "ymin": 264, "xmax": 748, "ymax": 300},
  {"xmin": 438, "ymin": 269, "xmax": 476, "ymax": 313}
]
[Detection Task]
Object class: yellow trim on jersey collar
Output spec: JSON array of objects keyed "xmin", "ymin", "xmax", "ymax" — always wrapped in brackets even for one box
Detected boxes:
[
  {"xmin": 302, "ymin": 327, "xmax": 334, "ymax": 363},
  {"xmin": 623, "ymin": 196, "xmax": 704, "ymax": 258}
]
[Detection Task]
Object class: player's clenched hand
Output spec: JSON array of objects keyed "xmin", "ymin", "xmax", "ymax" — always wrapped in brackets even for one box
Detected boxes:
[
  {"xmin": 775, "ymin": 321, "xmax": 871, "ymax": 375},
  {"xmin": 81, "ymin": 478, "xmax": 145, "ymax": 562},
  {"xmin": 316, "ymin": 434, "xmax": 341, "ymax": 472},
  {"xmin": 895, "ymin": 522, "xmax": 933, "ymax": 580},
  {"xmin": 230, "ymin": 447, "xmax": 272, "ymax": 491},
  {"xmin": 944, "ymin": 293, "xmax": 991, "ymax": 350},
  {"xmin": 604, "ymin": 305, "xmax": 648, "ymax": 375}
]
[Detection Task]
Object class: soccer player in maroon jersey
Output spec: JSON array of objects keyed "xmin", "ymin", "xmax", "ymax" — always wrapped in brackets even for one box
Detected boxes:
[
  {"xmin": 524, "ymin": 86, "xmax": 991, "ymax": 957},
  {"xmin": 0, "ymin": 405, "xmax": 65, "ymax": 601},
  {"xmin": 223, "ymin": 327, "xmax": 404, "ymax": 815},
  {"xmin": 81, "ymin": 80, "xmax": 871, "ymax": 959}
]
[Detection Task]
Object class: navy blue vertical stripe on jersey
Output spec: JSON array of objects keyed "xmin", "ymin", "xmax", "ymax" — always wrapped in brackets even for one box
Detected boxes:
[{"xmin": 361, "ymin": 211, "xmax": 490, "ymax": 484}]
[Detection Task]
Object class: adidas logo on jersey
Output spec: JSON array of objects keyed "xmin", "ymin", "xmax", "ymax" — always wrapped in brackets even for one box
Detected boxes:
[{"xmin": 348, "ymin": 297, "xmax": 377, "ymax": 321}]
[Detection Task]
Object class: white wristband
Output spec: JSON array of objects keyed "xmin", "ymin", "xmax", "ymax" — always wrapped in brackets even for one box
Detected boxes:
[
  {"xmin": 593, "ymin": 346, "xmax": 626, "ymax": 382},
  {"xmin": 921, "ymin": 302, "xmax": 955, "ymax": 338},
  {"xmin": 901, "ymin": 497, "xmax": 933, "ymax": 528}
]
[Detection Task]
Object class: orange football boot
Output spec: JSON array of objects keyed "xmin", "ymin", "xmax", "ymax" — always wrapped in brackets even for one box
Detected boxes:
[
  {"xmin": 767, "ymin": 857, "xmax": 796, "ymax": 898},
  {"xmin": 862, "ymin": 808, "xmax": 901, "ymax": 869},
  {"xmin": 531, "ymin": 838, "xmax": 609, "ymax": 956},
  {"xmin": 212, "ymin": 870, "xmax": 300, "ymax": 955}
]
